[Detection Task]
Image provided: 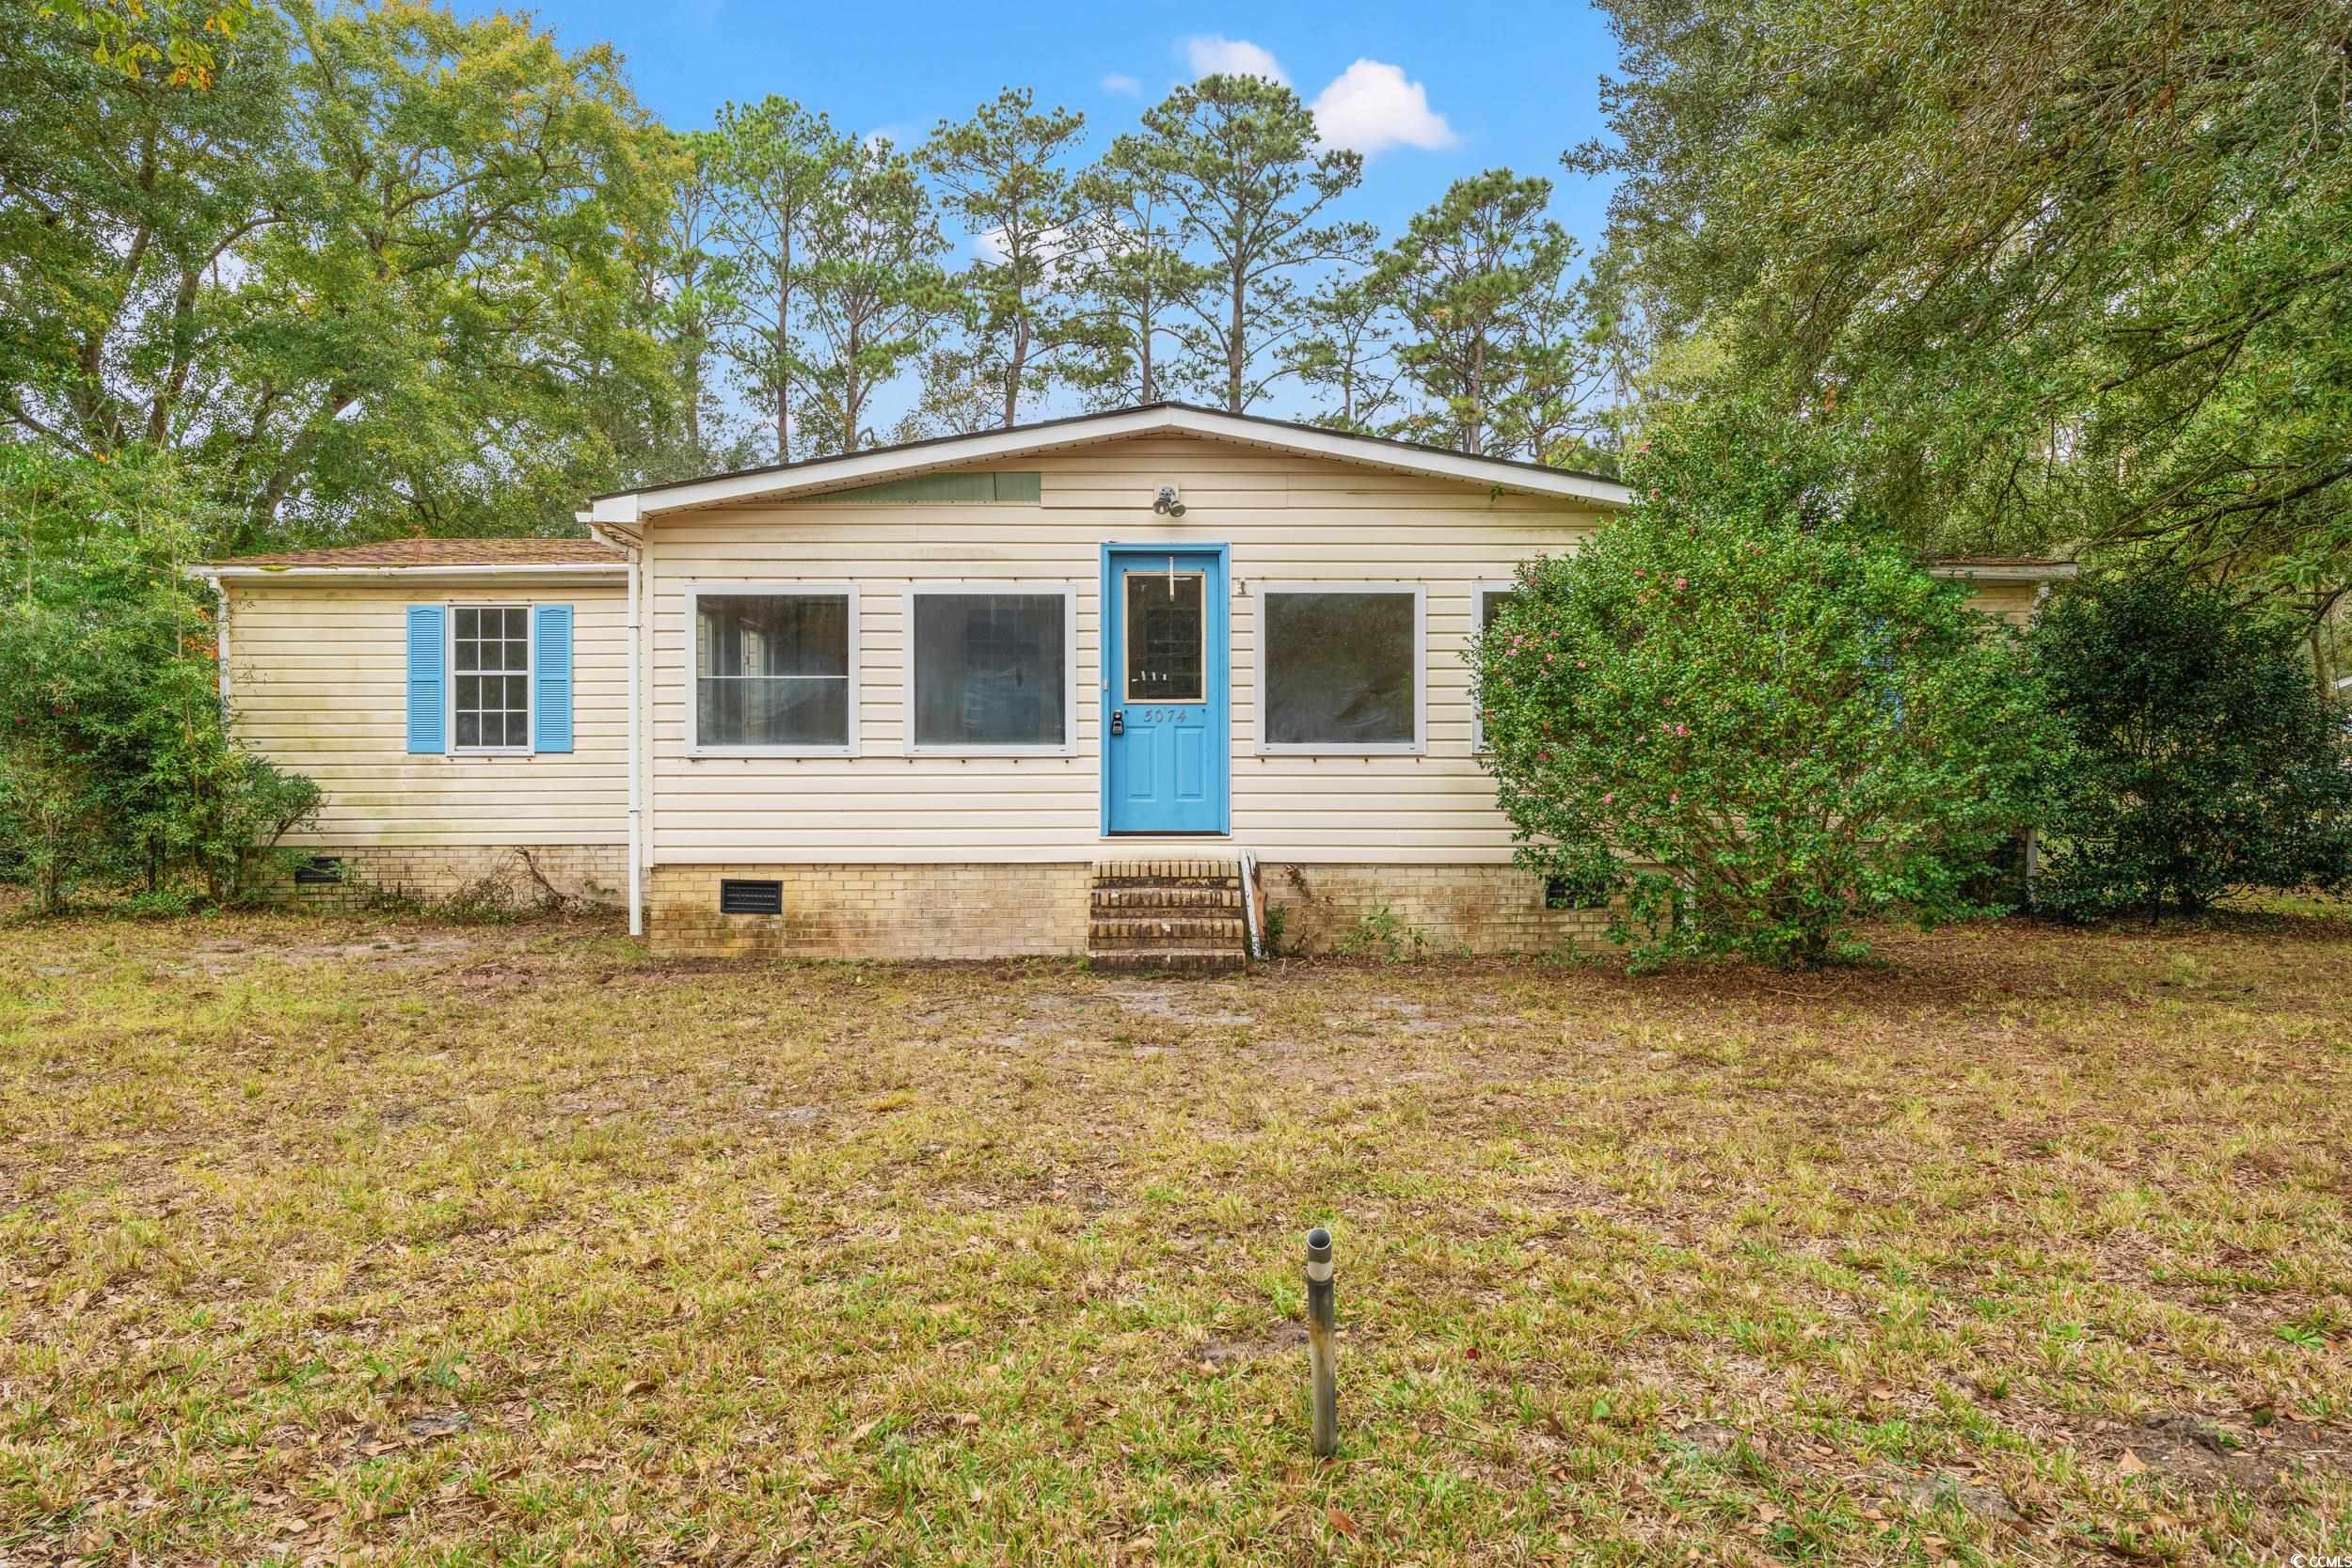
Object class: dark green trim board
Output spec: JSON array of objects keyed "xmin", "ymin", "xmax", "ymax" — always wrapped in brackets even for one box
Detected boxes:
[{"xmin": 805, "ymin": 470, "xmax": 1041, "ymax": 505}]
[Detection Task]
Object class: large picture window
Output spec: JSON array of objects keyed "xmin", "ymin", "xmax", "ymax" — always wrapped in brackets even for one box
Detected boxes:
[
  {"xmin": 691, "ymin": 586, "xmax": 857, "ymax": 754},
  {"xmin": 1257, "ymin": 584, "xmax": 1426, "ymax": 754},
  {"xmin": 452, "ymin": 605, "xmax": 531, "ymax": 752},
  {"xmin": 905, "ymin": 586, "xmax": 1073, "ymax": 753}
]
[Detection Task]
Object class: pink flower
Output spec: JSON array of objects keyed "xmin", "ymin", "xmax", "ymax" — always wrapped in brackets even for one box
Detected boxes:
[
  {"xmin": 1670, "ymin": 791, "xmax": 1680, "ymax": 805},
  {"xmin": 1675, "ymin": 723, "xmax": 1690, "ymax": 736},
  {"xmin": 1601, "ymin": 790, "xmax": 1614, "ymax": 805},
  {"xmin": 1675, "ymin": 576, "xmax": 1688, "ymax": 591}
]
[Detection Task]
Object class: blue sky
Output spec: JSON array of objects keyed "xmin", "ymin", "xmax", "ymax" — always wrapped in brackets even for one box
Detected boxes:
[{"xmin": 465, "ymin": 0, "xmax": 1627, "ymax": 426}]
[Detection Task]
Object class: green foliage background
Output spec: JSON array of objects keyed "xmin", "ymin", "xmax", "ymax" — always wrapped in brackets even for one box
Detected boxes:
[
  {"xmin": 0, "ymin": 446, "xmax": 319, "ymax": 911},
  {"xmin": 2030, "ymin": 574, "xmax": 2352, "ymax": 918}
]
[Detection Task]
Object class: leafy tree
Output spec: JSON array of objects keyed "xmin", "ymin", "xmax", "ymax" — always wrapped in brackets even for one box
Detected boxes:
[
  {"xmin": 890, "ymin": 344, "xmax": 1012, "ymax": 443},
  {"xmin": 1578, "ymin": 0, "xmax": 2352, "ymax": 615},
  {"xmin": 1475, "ymin": 408, "xmax": 2058, "ymax": 968},
  {"xmin": 706, "ymin": 96, "xmax": 853, "ymax": 462},
  {"xmin": 1283, "ymin": 275, "xmax": 1406, "ymax": 433},
  {"xmin": 612, "ymin": 130, "xmax": 758, "ymax": 480},
  {"xmin": 0, "ymin": 445, "xmax": 318, "ymax": 911},
  {"xmin": 1131, "ymin": 75, "xmax": 1374, "ymax": 412},
  {"xmin": 3, "ymin": 0, "xmax": 683, "ymax": 546},
  {"xmin": 40, "ymin": 0, "xmax": 255, "ymax": 87},
  {"xmin": 796, "ymin": 137, "xmax": 954, "ymax": 453},
  {"xmin": 1065, "ymin": 140, "xmax": 1209, "ymax": 407},
  {"xmin": 2029, "ymin": 574, "xmax": 2352, "ymax": 919},
  {"xmin": 1377, "ymin": 169, "xmax": 1598, "ymax": 461},
  {"xmin": 919, "ymin": 88, "xmax": 1086, "ymax": 429}
]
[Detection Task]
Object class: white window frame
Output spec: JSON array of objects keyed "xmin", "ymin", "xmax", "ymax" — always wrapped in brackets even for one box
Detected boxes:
[
  {"xmin": 901, "ymin": 581, "xmax": 1081, "ymax": 757},
  {"xmin": 685, "ymin": 582, "xmax": 862, "ymax": 758},
  {"xmin": 1471, "ymin": 580, "xmax": 1519, "ymax": 754},
  {"xmin": 1252, "ymin": 581, "xmax": 1428, "ymax": 756},
  {"xmin": 448, "ymin": 601, "xmax": 534, "ymax": 757}
]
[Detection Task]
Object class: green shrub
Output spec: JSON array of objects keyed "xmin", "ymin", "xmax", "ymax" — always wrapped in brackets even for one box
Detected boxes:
[
  {"xmin": 1473, "ymin": 410, "xmax": 2059, "ymax": 969},
  {"xmin": 0, "ymin": 447, "xmax": 321, "ymax": 913},
  {"xmin": 2029, "ymin": 574, "xmax": 2352, "ymax": 919}
]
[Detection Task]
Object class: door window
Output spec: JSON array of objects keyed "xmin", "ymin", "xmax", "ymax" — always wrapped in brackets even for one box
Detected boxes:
[{"xmin": 1123, "ymin": 570, "xmax": 1205, "ymax": 704}]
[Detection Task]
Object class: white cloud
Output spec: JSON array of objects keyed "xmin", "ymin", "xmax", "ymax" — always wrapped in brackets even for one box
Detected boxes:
[
  {"xmin": 1182, "ymin": 35, "xmax": 1289, "ymax": 87},
  {"xmin": 861, "ymin": 122, "xmax": 919, "ymax": 153},
  {"xmin": 1100, "ymin": 72, "xmax": 1142, "ymax": 97},
  {"xmin": 1310, "ymin": 59, "xmax": 1460, "ymax": 155}
]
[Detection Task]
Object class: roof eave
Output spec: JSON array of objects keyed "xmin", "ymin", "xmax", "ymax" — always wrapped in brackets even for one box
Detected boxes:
[
  {"xmin": 1928, "ymin": 561, "xmax": 2081, "ymax": 584},
  {"xmin": 590, "ymin": 404, "xmax": 1631, "ymax": 518},
  {"xmin": 192, "ymin": 562, "xmax": 629, "ymax": 583}
]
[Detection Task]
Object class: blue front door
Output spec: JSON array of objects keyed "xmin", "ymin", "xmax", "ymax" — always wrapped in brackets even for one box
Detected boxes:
[{"xmin": 1104, "ymin": 547, "xmax": 1228, "ymax": 834}]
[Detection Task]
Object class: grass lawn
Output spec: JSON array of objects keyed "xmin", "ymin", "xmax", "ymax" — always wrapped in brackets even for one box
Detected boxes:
[{"xmin": 5, "ymin": 910, "xmax": 2352, "ymax": 1566}]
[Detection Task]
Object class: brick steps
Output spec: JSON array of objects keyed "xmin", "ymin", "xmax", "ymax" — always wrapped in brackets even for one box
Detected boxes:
[{"xmin": 1087, "ymin": 858, "xmax": 1249, "ymax": 974}]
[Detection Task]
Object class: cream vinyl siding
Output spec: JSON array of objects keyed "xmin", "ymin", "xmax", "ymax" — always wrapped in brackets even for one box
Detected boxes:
[
  {"xmin": 225, "ymin": 583, "xmax": 628, "ymax": 847},
  {"xmin": 641, "ymin": 433, "xmax": 2047, "ymax": 866},
  {"xmin": 644, "ymin": 433, "xmax": 1597, "ymax": 865}
]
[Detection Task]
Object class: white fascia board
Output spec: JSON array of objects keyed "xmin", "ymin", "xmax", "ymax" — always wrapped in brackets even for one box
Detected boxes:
[{"xmin": 609, "ymin": 406, "xmax": 1634, "ymax": 517}]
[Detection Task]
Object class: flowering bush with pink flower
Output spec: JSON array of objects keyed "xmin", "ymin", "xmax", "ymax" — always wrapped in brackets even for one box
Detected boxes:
[{"xmin": 1471, "ymin": 410, "xmax": 2058, "ymax": 969}]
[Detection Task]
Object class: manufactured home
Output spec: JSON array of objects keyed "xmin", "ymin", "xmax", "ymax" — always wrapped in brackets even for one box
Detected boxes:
[{"xmin": 196, "ymin": 404, "xmax": 2074, "ymax": 967}]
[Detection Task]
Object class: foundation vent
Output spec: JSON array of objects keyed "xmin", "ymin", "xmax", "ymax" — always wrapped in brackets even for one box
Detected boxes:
[{"xmin": 718, "ymin": 879, "xmax": 784, "ymax": 915}]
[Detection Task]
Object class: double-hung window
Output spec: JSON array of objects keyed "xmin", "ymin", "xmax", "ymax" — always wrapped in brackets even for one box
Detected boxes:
[
  {"xmin": 690, "ymin": 585, "xmax": 858, "ymax": 755},
  {"xmin": 904, "ymin": 584, "xmax": 1075, "ymax": 754},
  {"xmin": 1471, "ymin": 581, "xmax": 1520, "ymax": 752},
  {"xmin": 452, "ymin": 605, "xmax": 532, "ymax": 752},
  {"xmin": 1256, "ymin": 583, "xmax": 1426, "ymax": 754}
]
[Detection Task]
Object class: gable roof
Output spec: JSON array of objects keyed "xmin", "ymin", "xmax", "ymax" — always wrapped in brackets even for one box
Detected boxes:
[
  {"xmin": 192, "ymin": 537, "xmax": 628, "ymax": 585},
  {"xmin": 203, "ymin": 537, "xmax": 624, "ymax": 570},
  {"xmin": 583, "ymin": 402, "xmax": 1632, "ymax": 522}
]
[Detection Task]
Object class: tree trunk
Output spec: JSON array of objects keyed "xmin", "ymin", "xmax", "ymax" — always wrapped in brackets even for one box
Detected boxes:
[
  {"xmin": 775, "ymin": 228, "xmax": 795, "ymax": 463},
  {"xmin": 1003, "ymin": 304, "xmax": 1026, "ymax": 429},
  {"xmin": 1227, "ymin": 273, "xmax": 1246, "ymax": 412},
  {"xmin": 1137, "ymin": 293, "xmax": 1154, "ymax": 403}
]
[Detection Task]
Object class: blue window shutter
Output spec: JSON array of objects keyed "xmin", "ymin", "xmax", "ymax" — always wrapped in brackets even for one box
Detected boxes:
[
  {"xmin": 405, "ymin": 605, "xmax": 446, "ymax": 754},
  {"xmin": 532, "ymin": 604, "xmax": 574, "ymax": 753}
]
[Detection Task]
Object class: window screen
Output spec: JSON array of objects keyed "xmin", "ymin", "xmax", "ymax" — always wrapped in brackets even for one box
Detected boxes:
[
  {"xmin": 453, "ymin": 606, "xmax": 531, "ymax": 750},
  {"xmin": 1474, "ymin": 586, "xmax": 1520, "ymax": 750},
  {"xmin": 696, "ymin": 594, "xmax": 851, "ymax": 749},
  {"xmin": 1262, "ymin": 590, "xmax": 1419, "ymax": 748},
  {"xmin": 911, "ymin": 593, "xmax": 1067, "ymax": 748},
  {"xmin": 1482, "ymin": 588, "xmax": 1519, "ymax": 633}
]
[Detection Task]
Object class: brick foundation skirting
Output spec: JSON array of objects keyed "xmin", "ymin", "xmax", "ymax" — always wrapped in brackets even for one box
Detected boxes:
[
  {"xmin": 650, "ymin": 863, "xmax": 1094, "ymax": 959},
  {"xmin": 267, "ymin": 844, "xmax": 628, "ymax": 912},
  {"xmin": 1261, "ymin": 863, "xmax": 1614, "ymax": 957},
  {"xmin": 646, "ymin": 860, "xmax": 1614, "ymax": 960}
]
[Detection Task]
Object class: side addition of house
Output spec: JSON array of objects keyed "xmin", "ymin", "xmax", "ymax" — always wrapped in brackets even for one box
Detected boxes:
[{"xmin": 196, "ymin": 404, "xmax": 2074, "ymax": 966}]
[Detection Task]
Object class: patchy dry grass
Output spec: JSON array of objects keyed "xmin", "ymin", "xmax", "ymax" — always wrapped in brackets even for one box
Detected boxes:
[{"xmin": 4, "ymin": 910, "xmax": 2352, "ymax": 1565}]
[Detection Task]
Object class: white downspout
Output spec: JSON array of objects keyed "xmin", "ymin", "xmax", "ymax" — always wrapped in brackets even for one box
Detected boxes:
[
  {"xmin": 209, "ymin": 574, "xmax": 231, "ymax": 706},
  {"xmin": 626, "ymin": 553, "xmax": 643, "ymax": 936},
  {"xmin": 588, "ymin": 521, "xmax": 646, "ymax": 939}
]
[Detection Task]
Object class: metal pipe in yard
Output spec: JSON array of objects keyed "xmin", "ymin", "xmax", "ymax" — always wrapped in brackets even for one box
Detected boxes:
[{"xmin": 1305, "ymin": 1226, "xmax": 1336, "ymax": 1457}]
